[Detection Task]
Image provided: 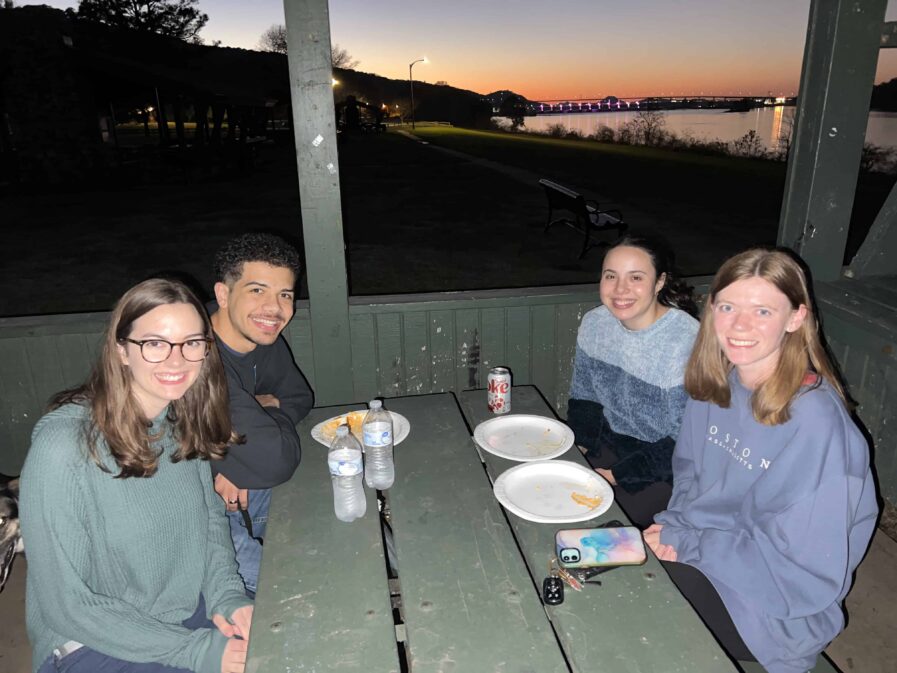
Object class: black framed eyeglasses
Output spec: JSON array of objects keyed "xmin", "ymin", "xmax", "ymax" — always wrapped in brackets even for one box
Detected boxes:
[{"xmin": 120, "ymin": 337, "xmax": 212, "ymax": 363}]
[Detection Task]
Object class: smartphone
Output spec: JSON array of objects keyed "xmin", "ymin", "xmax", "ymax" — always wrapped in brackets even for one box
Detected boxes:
[{"xmin": 555, "ymin": 526, "xmax": 647, "ymax": 569}]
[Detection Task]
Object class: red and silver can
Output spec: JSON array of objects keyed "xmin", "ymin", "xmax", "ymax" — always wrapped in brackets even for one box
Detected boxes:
[{"xmin": 487, "ymin": 367, "xmax": 512, "ymax": 414}]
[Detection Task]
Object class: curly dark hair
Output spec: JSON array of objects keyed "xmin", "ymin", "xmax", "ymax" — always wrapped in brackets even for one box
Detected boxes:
[
  {"xmin": 605, "ymin": 234, "xmax": 699, "ymax": 318},
  {"xmin": 214, "ymin": 233, "xmax": 302, "ymax": 285}
]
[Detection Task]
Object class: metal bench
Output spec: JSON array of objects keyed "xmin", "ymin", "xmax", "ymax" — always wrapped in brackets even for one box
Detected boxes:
[{"xmin": 539, "ymin": 178, "xmax": 627, "ymax": 258}]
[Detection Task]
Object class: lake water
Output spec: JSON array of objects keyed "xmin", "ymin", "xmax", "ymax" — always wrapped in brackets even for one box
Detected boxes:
[{"xmin": 519, "ymin": 107, "xmax": 897, "ymax": 152}]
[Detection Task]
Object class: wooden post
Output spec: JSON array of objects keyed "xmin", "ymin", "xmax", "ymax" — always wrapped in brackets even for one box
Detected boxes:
[
  {"xmin": 283, "ymin": 0, "xmax": 354, "ymax": 404},
  {"xmin": 777, "ymin": 0, "xmax": 887, "ymax": 281}
]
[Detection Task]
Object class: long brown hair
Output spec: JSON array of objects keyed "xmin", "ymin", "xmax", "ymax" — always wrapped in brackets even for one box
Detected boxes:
[
  {"xmin": 51, "ymin": 278, "xmax": 237, "ymax": 477},
  {"xmin": 685, "ymin": 248, "xmax": 847, "ymax": 425}
]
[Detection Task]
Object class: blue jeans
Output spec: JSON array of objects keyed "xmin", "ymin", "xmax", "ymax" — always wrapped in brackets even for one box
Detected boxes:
[
  {"xmin": 226, "ymin": 488, "xmax": 271, "ymax": 594},
  {"xmin": 38, "ymin": 597, "xmax": 215, "ymax": 673}
]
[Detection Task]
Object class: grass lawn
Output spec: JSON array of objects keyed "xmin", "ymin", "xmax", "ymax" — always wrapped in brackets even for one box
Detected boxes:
[
  {"xmin": 410, "ymin": 125, "xmax": 895, "ymax": 268},
  {"xmin": 2, "ymin": 127, "xmax": 891, "ymax": 316}
]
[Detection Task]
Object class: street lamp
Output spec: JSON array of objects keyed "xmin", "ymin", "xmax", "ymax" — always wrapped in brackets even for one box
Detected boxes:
[{"xmin": 409, "ymin": 57, "xmax": 427, "ymax": 129}]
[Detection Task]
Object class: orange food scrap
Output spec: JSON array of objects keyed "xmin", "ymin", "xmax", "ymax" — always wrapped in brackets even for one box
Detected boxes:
[{"xmin": 571, "ymin": 492, "xmax": 602, "ymax": 508}]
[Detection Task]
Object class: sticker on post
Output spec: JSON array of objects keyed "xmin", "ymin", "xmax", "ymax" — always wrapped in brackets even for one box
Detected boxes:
[{"xmin": 312, "ymin": 134, "xmax": 324, "ymax": 147}]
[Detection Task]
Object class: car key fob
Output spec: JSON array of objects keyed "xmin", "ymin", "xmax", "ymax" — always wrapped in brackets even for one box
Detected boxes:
[{"xmin": 542, "ymin": 576, "xmax": 564, "ymax": 605}]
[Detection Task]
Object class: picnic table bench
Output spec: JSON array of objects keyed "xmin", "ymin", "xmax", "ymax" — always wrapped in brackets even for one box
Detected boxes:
[{"xmin": 539, "ymin": 178, "xmax": 627, "ymax": 258}]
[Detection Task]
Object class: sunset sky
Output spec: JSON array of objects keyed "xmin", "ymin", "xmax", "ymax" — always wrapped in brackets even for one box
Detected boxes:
[{"xmin": 36, "ymin": 0, "xmax": 897, "ymax": 100}]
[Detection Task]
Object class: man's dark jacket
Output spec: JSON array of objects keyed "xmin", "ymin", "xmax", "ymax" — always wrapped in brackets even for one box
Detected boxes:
[{"xmin": 209, "ymin": 304, "xmax": 314, "ymax": 489}]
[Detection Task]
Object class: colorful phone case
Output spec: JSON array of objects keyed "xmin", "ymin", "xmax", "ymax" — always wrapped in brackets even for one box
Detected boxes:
[{"xmin": 555, "ymin": 526, "xmax": 647, "ymax": 568}]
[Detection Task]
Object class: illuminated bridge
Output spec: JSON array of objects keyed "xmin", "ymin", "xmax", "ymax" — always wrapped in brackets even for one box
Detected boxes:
[{"xmin": 527, "ymin": 95, "xmax": 796, "ymax": 114}]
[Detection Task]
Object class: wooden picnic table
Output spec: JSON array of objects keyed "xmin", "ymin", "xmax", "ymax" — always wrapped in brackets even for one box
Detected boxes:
[{"xmin": 246, "ymin": 387, "xmax": 737, "ymax": 673}]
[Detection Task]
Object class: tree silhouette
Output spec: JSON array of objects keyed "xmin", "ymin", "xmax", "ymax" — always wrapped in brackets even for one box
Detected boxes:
[
  {"xmin": 258, "ymin": 24, "xmax": 359, "ymax": 69},
  {"xmin": 331, "ymin": 44, "xmax": 359, "ymax": 69},
  {"xmin": 258, "ymin": 24, "xmax": 287, "ymax": 53},
  {"xmin": 76, "ymin": 0, "xmax": 208, "ymax": 42}
]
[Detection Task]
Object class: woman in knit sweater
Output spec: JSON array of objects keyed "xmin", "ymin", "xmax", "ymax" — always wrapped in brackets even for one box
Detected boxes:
[
  {"xmin": 21, "ymin": 279, "xmax": 253, "ymax": 673},
  {"xmin": 567, "ymin": 236, "xmax": 699, "ymax": 527},
  {"xmin": 646, "ymin": 248, "xmax": 876, "ymax": 672}
]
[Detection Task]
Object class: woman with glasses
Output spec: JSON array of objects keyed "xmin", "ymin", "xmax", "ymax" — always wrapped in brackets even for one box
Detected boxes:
[{"xmin": 21, "ymin": 278, "xmax": 253, "ymax": 673}]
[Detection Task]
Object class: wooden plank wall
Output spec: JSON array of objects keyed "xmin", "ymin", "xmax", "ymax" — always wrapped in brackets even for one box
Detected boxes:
[{"xmin": 816, "ymin": 279, "xmax": 897, "ymax": 505}]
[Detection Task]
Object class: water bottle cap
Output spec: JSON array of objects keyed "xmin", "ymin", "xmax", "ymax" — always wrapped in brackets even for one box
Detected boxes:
[
  {"xmin": 335, "ymin": 425, "xmax": 349, "ymax": 437},
  {"xmin": 369, "ymin": 400, "xmax": 383, "ymax": 410}
]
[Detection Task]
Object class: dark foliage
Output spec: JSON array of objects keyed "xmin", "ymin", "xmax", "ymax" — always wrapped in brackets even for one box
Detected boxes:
[{"xmin": 76, "ymin": 0, "xmax": 208, "ymax": 42}]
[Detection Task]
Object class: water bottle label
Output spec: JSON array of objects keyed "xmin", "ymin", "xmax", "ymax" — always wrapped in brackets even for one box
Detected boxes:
[
  {"xmin": 363, "ymin": 422, "xmax": 393, "ymax": 447},
  {"xmin": 328, "ymin": 450, "xmax": 362, "ymax": 476}
]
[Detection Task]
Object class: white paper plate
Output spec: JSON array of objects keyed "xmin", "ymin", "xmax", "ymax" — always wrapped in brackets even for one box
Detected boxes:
[
  {"xmin": 473, "ymin": 414, "xmax": 574, "ymax": 462},
  {"xmin": 310, "ymin": 410, "xmax": 410, "ymax": 447},
  {"xmin": 493, "ymin": 460, "xmax": 613, "ymax": 523}
]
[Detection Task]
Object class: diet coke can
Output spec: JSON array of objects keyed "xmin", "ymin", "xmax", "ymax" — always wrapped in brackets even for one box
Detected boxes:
[{"xmin": 487, "ymin": 367, "xmax": 512, "ymax": 414}]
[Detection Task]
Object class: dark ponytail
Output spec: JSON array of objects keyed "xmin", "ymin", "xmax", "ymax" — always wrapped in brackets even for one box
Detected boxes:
[{"xmin": 605, "ymin": 235, "xmax": 699, "ymax": 318}]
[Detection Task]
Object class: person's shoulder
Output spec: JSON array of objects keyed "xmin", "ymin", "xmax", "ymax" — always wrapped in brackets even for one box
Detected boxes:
[
  {"xmin": 26, "ymin": 404, "xmax": 90, "ymax": 472},
  {"xmin": 579, "ymin": 304, "xmax": 612, "ymax": 332},
  {"xmin": 793, "ymin": 377, "xmax": 843, "ymax": 412},
  {"xmin": 790, "ymin": 377, "xmax": 853, "ymax": 432},
  {"xmin": 31, "ymin": 403, "xmax": 89, "ymax": 441},
  {"xmin": 653, "ymin": 308, "xmax": 699, "ymax": 360},
  {"xmin": 664, "ymin": 307, "xmax": 700, "ymax": 336}
]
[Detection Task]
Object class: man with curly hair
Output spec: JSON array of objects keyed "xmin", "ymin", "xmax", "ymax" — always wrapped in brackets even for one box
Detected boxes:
[{"xmin": 210, "ymin": 233, "xmax": 314, "ymax": 596}]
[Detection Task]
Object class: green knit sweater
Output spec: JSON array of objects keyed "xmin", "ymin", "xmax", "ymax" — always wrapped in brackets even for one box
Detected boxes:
[{"xmin": 20, "ymin": 404, "xmax": 251, "ymax": 673}]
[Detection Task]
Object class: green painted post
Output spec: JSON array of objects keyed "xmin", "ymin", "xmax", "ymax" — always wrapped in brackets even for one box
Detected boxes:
[
  {"xmin": 283, "ymin": 0, "xmax": 354, "ymax": 404},
  {"xmin": 778, "ymin": 0, "xmax": 887, "ymax": 282},
  {"xmin": 848, "ymin": 182, "xmax": 897, "ymax": 278}
]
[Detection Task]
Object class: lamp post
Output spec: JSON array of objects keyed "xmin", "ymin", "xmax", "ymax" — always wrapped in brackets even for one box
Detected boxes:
[{"xmin": 409, "ymin": 57, "xmax": 426, "ymax": 129}]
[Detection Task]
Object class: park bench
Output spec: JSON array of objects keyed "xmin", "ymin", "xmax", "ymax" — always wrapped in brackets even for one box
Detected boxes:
[{"xmin": 539, "ymin": 178, "xmax": 627, "ymax": 258}]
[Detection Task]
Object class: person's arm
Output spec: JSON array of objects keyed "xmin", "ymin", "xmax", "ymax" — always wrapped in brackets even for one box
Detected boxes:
[
  {"xmin": 566, "ymin": 344, "xmax": 607, "ymax": 455},
  {"xmin": 601, "ymin": 433, "xmax": 676, "ymax": 493},
  {"xmin": 20, "ymin": 423, "xmax": 228, "ymax": 673},
  {"xmin": 259, "ymin": 338, "xmax": 314, "ymax": 426},
  {"xmin": 198, "ymin": 462, "xmax": 254, "ymax": 620}
]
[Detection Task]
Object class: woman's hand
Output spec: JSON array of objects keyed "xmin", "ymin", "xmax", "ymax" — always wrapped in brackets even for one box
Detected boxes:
[
  {"xmin": 214, "ymin": 473, "xmax": 248, "ymax": 512},
  {"xmin": 221, "ymin": 637, "xmax": 248, "ymax": 673},
  {"xmin": 595, "ymin": 467, "xmax": 616, "ymax": 485},
  {"xmin": 643, "ymin": 524, "xmax": 677, "ymax": 562},
  {"xmin": 213, "ymin": 605, "xmax": 254, "ymax": 640}
]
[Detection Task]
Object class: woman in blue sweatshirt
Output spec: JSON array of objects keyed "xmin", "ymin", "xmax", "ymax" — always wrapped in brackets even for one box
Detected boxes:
[
  {"xmin": 648, "ymin": 248, "xmax": 878, "ymax": 673},
  {"xmin": 567, "ymin": 235, "xmax": 699, "ymax": 527}
]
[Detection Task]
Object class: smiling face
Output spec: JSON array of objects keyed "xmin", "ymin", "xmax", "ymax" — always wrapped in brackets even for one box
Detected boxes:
[
  {"xmin": 599, "ymin": 246, "xmax": 667, "ymax": 330},
  {"xmin": 212, "ymin": 261, "xmax": 296, "ymax": 353},
  {"xmin": 712, "ymin": 276, "xmax": 807, "ymax": 389},
  {"xmin": 118, "ymin": 302, "xmax": 207, "ymax": 418}
]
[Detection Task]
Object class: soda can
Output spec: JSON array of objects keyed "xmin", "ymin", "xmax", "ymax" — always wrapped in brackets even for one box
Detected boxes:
[{"xmin": 487, "ymin": 367, "xmax": 512, "ymax": 414}]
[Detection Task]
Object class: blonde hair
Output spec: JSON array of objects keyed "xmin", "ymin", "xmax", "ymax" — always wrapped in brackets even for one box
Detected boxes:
[
  {"xmin": 51, "ymin": 278, "xmax": 238, "ymax": 477},
  {"xmin": 685, "ymin": 248, "xmax": 847, "ymax": 425}
]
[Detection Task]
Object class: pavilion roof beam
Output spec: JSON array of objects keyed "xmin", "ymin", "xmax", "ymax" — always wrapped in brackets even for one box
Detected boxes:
[
  {"xmin": 283, "ymin": 0, "xmax": 354, "ymax": 404},
  {"xmin": 778, "ymin": 0, "xmax": 888, "ymax": 282}
]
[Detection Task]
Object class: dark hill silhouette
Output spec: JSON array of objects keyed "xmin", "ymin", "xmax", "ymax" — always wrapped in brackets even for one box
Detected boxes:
[{"xmin": 0, "ymin": 5, "xmax": 490, "ymax": 185}]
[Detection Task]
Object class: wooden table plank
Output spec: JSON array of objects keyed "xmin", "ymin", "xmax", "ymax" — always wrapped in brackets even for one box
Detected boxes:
[
  {"xmin": 385, "ymin": 393, "xmax": 569, "ymax": 673},
  {"xmin": 458, "ymin": 387, "xmax": 738, "ymax": 673},
  {"xmin": 246, "ymin": 404, "xmax": 401, "ymax": 673}
]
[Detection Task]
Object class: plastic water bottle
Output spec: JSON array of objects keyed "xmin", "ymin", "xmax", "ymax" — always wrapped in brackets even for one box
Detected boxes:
[
  {"xmin": 363, "ymin": 400, "xmax": 395, "ymax": 490},
  {"xmin": 328, "ymin": 426, "xmax": 366, "ymax": 522}
]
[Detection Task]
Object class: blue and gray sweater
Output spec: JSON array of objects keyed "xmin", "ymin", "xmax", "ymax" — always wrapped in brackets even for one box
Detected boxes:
[{"xmin": 567, "ymin": 305, "xmax": 698, "ymax": 492}]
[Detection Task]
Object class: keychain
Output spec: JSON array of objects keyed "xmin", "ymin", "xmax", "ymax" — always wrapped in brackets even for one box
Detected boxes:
[{"xmin": 542, "ymin": 558, "xmax": 564, "ymax": 605}]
